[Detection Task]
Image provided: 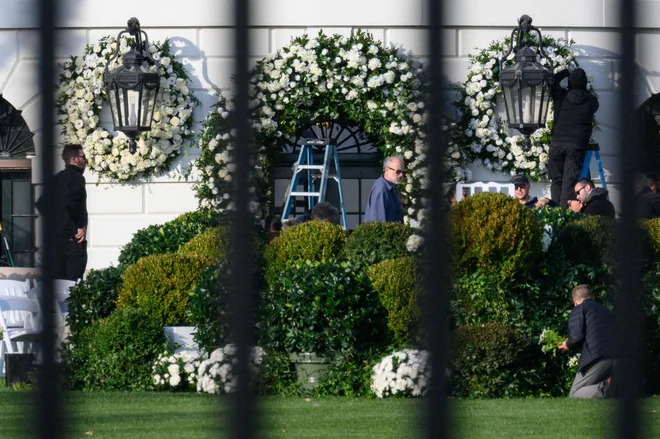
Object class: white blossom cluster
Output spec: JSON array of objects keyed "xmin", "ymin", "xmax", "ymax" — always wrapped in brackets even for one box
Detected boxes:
[
  {"xmin": 452, "ymin": 36, "xmax": 587, "ymax": 181},
  {"xmin": 192, "ymin": 31, "xmax": 429, "ymax": 228},
  {"xmin": 406, "ymin": 234, "xmax": 424, "ymax": 253},
  {"xmin": 196, "ymin": 344, "xmax": 265, "ymax": 394},
  {"xmin": 371, "ymin": 349, "xmax": 430, "ymax": 398},
  {"xmin": 56, "ymin": 35, "xmax": 198, "ymax": 183},
  {"xmin": 152, "ymin": 349, "xmax": 201, "ymax": 391}
]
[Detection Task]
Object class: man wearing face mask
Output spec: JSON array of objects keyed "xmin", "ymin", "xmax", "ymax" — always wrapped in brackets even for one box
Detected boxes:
[
  {"xmin": 37, "ymin": 144, "xmax": 89, "ymax": 281},
  {"xmin": 363, "ymin": 155, "xmax": 405, "ymax": 223},
  {"xmin": 547, "ymin": 68, "xmax": 600, "ymax": 207}
]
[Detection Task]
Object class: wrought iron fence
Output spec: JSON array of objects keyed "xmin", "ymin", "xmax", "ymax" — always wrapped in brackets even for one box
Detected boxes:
[{"xmin": 31, "ymin": 0, "xmax": 646, "ymax": 438}]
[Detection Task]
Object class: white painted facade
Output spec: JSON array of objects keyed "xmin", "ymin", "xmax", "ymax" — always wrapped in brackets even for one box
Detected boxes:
[{"xmin": 1, "ymin": 0, "xmax": 658, "ymax": 269}]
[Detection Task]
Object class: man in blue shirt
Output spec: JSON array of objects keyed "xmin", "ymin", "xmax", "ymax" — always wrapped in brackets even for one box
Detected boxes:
[{"xmin": 363, "ymin": 155, "xmax": 405, "ymax": 223}]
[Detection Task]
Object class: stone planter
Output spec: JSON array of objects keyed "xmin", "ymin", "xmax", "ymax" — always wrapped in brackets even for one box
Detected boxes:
[
  {"xmin": 164, "ymin": 326, "xmax": 199, "ymax": 353},
  {"xmin": 289, "ymin": 352, "xmax": 330, "ymax": 391}
]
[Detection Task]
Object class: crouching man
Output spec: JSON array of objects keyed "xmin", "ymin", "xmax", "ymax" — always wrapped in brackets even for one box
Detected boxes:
[{"xmin": 558, "ymin": 284, "xmax": 616, "ymax": 398}]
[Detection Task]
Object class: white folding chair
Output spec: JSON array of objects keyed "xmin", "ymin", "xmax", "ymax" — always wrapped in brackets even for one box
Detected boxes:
[
  {"xmin": 0, "ymin": 296, "xmax": 41, "ymax": 376},
  {"xmin": 28, "ymin": 279, "xmax": 76, "ymax": 317},
  {"xmin": 455, "ymin": 181, "xmax": 516, "ymax": 202}
]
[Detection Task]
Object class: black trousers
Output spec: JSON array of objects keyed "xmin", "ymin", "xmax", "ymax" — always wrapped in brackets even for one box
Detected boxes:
[
  {"xmin": 548, "ymin": 142, "xmax": 587, "ymax": 207},
  {"xmin": 54, "ymin": 239, "xmax": 87, "ymax": 281}
]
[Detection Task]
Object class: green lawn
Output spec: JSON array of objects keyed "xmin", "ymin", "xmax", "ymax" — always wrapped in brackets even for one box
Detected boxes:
[{"xmin": 1, "ymin": 390, "xmax": 659, "ymax": 438}]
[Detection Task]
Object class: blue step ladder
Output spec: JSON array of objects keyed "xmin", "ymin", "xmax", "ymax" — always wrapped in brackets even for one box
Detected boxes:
[
  {"xmin": 282, "ymin": 138, "xmax": 348, "ymax": 230},
  {"xmin": 579, "ymin": 144, "xmax": 607, "ymax": 192}
]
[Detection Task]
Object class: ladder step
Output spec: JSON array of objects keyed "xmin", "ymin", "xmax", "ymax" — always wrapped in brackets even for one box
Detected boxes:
[
  {"xmin": 290, "ymin": 191, "xmax": 321, "ymax": 197},
  {"xmin": 297, "ymin": 165, "xmax": 324, "ymax": 170}
]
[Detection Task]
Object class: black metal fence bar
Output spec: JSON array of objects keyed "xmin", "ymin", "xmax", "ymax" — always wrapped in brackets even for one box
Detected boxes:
[
  {"xmin": 227, "ymin": 0, "xmax": 258, "ymax": 438},
  {"xmin": 424, "ymin": 0, "xmax": 452, "ymax": 438},
  {"xmin": 35, "ymin": 0, "xmax": 62, "ymax": 438},
  {"xmin": 615, "ymin": 0, "xmax": 643, "ymax": 438}
]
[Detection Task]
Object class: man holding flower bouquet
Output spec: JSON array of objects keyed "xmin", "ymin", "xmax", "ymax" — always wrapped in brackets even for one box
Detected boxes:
[{"xmin": 557, "ymin": 284, "xmax": 616, "ymax": 398}]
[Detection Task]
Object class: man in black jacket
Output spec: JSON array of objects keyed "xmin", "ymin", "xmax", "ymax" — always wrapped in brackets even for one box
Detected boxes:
[
  {"xmin": 548, "ymin": 68, "xmax": 600, "ymax": 207},
  {"xmin": 634, "ymin": 173, "xmax": 660, "ymax": 218},
  {"xmin": 37, "ymin": 144, "xmax": 88, "ymax": 281},
  {"xmin": 558, "ymin": 284, "xmax": 616, "ymax": 398},
  {"xmin": 570, "ymin": 178, "xmax": 615, "ymax": 218}
]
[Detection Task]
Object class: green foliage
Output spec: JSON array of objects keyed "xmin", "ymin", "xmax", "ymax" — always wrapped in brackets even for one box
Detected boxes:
[
  {"xmin": 66, "ymin": 266, "xmax": 123, "ymax": 338},
  {"xmin": 260, "ymin": 259, "xmax": 387, "ymax": 354},
  {"xmin": 253, "ymin": 350, "xmax": 301, "ymax": 396},
  {"xmin": 312, "ymin": 350, "xmax": 382, "ymax": 397},
  {"xmin": 450, "ymin": 322, "xmax": 531, "ymax": 398},
  {"xmin": 451, "ymin": 192, "xmax": 543, "ymax": 278},
  {"xmin": 178, "ymin": 226, "xmax": 228, "ymax": 265},
  {"xmin": 118, "ymin": 209, "xmax": 221, "ymax": 268},
  {"xmin": 533, "ymin": 206, "xmax": 583, "ymax": 241},
  {"xmin": 263, "ymin": 221, "xmax": 347, "ymax": 285},
  {"xmin": 555, "ymin": 216, "xmax": 614, "ymax": 268},
  {"xmin": 368, "ymin": 257, "xmax": 420, "ymax": 346},
  {"xmin": 117, "ymin": 253, "xmax": 208, "ymax": 326},
  {"xmin": 63, "ymin": 307, "xmax": 167, "ymax": 391},
  {"xmin": 640, "ymin": 218, "xmax": 660, "ymax": 263},
  {"xmin": 345, "ymin": 222, "xmax": 415, "ymax": 266}
]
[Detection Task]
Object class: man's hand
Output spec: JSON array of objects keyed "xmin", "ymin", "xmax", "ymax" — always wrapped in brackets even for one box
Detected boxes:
[
  {"xmin": 568, "ymin": 200, "xmax": 582, "ymax": 213},
  {"xmin": 75, "ymin": 227, "xmax": 86, "ymax": 243},
  {"xmin": 557, "ymin": 340, "xmax": 569, "ymax": 352},
  {"xmin": 535, "ymin": 198, "xmax": 551, "ymax": 207}
]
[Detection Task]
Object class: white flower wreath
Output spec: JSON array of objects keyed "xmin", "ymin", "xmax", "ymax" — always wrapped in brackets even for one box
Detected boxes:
[
  {"xmin": 192, "ymin": 31, "xmax": 453, "ymax": 228},
  {"xmin": 56, "ymin": 35, "xmax": 199, "ymax": 183},
  {"xmin": 451, "ymin": 35, "xmax": 596, "ymax": 181}
]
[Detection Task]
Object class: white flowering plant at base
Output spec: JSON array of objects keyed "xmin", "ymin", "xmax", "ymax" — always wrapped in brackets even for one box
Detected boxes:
[
  {"xmin": 451, "ymin": 34, "xmax": 597, "ymax": 181},
  {"xmin": 56, "ymin": 35, "xmax": 199, "ymax": 183},
  {"xmin": 371, "ymin": 349, "xmax": 430, "ymax": 398},
  {"xmin": 539, "ymin": 328, "xmax": 579, "ymax": 393},
  {"xmin": 151, "ymin": 349, "xmax": 202, "ymax": 392},
  {"xmin": 197, "ymin": 344, "xmax": 265, "ymax": 394},
  {"xmin": 192, "ymin": 30, "xmax": 447, "ymax": 228}
]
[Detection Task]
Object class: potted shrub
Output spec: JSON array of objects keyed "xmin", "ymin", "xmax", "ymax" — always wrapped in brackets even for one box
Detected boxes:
[{"xmin": 260, "ymin": 259, "xmax": 387, "ymax": 391}]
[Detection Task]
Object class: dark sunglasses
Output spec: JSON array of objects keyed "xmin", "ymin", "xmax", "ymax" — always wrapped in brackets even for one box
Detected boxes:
[
  {"xmin": 514, "ymin": 183, "xmax": 526, "ymax": 189},
  {"xmin": 387, "ymin": 166, "xmax": 405, "ymax": 175}
]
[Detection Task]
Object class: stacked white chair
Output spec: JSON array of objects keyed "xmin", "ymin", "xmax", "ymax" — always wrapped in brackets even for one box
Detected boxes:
[
  {"xmin": 455, "ymin": 181, "xmax": 516, "ymax": 202},
  {"xmin": 0, "ymin": 295, "xmax": 41, "ymax": 377}
]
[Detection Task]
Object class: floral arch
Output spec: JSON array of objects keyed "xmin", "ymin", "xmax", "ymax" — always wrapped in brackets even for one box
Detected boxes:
[{"xmin": 192, "ymin": 30, "xmax": 442, "ymax": 227}]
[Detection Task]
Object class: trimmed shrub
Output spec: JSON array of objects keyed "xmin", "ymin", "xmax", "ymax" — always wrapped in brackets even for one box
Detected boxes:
[
  {"xmin": 117, "ymin": 253, "xmax": 208, "ymax": 326},
  {"xmin": 118, "ymin": 209, "xmax": 221, "ymax": 268},
  {"xmin": 66, "ymin": 266, "xmax": 123, "ymax": 338},
  {"xmin": 260, "ymin": 259, "xmax": 387, "ymax": 354},
  {"xmin": 450, "ymin": 322, "xmax": 530, "ymax": 398},
  {"xmin": 178, "ymin": 226, "xmax": 228, "ymax": 265},
  {"xmin": 345, "ymin": 222, "xmax": 415, "ymax": 266},
  {"xmin": 263, "ymin": 221, "xmax": 347, "ymax": 285},
  {"xmin": 368, "ymin": 256, "xmax": 420, "ymax": 346},
  {"xmin": 555, "ymin": 215, "xmax": 614, "ymax": 267},
  {"xmin": 451, "ymin": 192, "xmax": 543, "ymax": 278},
  {"xmin": 63, "ymin": 307, "xmax": 166, "ymax": 391},
  {"xmin": 640, "ymin": 218, "xmax": 660, "ymax": 263}
]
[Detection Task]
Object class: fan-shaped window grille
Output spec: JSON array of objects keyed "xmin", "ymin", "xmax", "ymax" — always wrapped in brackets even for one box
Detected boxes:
[{"xmin": 0, "ymin": 95, "xmax": 35, "ymax": 158}]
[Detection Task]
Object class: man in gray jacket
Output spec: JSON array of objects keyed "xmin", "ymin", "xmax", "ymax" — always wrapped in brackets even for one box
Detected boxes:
[{"xmin": 558, "ymin": 284, "xmax": 616, "ymax": 398}]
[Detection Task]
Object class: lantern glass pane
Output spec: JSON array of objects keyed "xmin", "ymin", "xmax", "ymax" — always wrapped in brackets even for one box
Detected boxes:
[
  {"xmin": 126, "ymin": 89, "xmax": 140, "ymax": 127},
  {"xmin": 521, "ymin": 85, "xmax": 536, "ymax": 125},
  {"xmin": 108, "ymin": 85, "xmax": 121, "ymax": 129},
  {"xmin": 538, "ymin": 86, "xmax": 551, "ymax": 126},
  {"xmin": 140, "ymin": 88, "xmax": 157, "ymax": 128},
  {"xmin": 505, "ymin": 86, "xmax": 521, "ymax": 126}
]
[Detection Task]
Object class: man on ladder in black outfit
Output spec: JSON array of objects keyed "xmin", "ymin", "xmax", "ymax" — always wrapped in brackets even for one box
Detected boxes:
[{"xmin": 547, "ymin": 67, "xmax": 600, "ymax": 207}]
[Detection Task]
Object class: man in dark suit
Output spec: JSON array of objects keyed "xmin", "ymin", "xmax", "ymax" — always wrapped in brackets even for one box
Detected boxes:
[{"xmin": 558, "ymin": 284, "xmax": 616, "ymax": 398}]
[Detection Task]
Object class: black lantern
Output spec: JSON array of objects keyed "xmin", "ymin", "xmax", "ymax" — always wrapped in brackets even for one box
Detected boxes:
[
  {"xmin": 104, "ymin": 17, "xmax": 160, "ymax": 154},
  {"xmin": 499, "ymin": 15, "xmax": 553, "ymax": 150}
]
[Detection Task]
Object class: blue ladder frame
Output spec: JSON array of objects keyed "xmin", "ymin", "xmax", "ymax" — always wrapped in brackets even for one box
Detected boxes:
[
  {"xmin": 579, "ymin": 147, "xmax": 607, "ymax": 192},
  {"xmin": 281, "ymin": 139, "xmax": 348, "ymax": 230}
]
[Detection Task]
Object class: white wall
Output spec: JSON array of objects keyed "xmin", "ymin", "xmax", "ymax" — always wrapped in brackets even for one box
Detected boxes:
[{"xmin": 1, "ymin": 0, "xmax": 658, "ymax": 268}]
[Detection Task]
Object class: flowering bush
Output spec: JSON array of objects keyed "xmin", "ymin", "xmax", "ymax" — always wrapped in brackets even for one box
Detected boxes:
[
  {"xmin": 197, "ymin": 344, "xmax": 265, "ymax": 394},
  {"xmin": 371, "ymin": 349, "xmax": 430, "ymax": 398},
  {"xmin": 451, "ymin": 35, "xmax": 596, "ymax": 180},
  {"xmin": 192, "ymin": 30, "xmax": 444, "ymax": 228},
  {"xmin": 56, "ymin": 35, "xmax": 199, "ymax": 183},
  {"xmin": 538, "ymin": 328, "xmax": 579, "ymax": 392},
  {"xmin": 152, "ymin": 349, "xmax": 201, "ymax": 391}
]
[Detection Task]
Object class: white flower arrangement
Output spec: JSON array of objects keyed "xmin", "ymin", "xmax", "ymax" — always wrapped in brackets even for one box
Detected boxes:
[
  {"xmin": 406, "ymin": 234, "xmax": 424, "ymax": 253},
  {"xmin": 151, "ymin": 349, "xmax": 202, "ymax": 392},
  {"xmin": 451, "ymin": 35, "xmax": 597, "ymax": 181},
  {"xmin": 196, "ymin": 344, "xmax": 265, "ymax": 394},
  {"xmin": 371, "ymin": 349, "xmax": 430, "ymax": 398},
  {"xmin": 56, "ymin": 35, "xmax": 199, "ymax": 183},
  {"xmin": 191, "ymin": 30, "xmax": 432, "ymax": 228}
]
